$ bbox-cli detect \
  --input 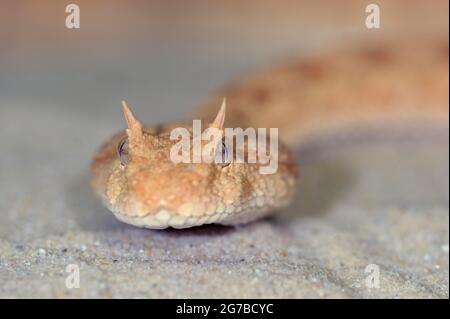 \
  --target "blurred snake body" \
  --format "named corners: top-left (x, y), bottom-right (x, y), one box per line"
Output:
top-left (91, 39), bottom-right (449, 229)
